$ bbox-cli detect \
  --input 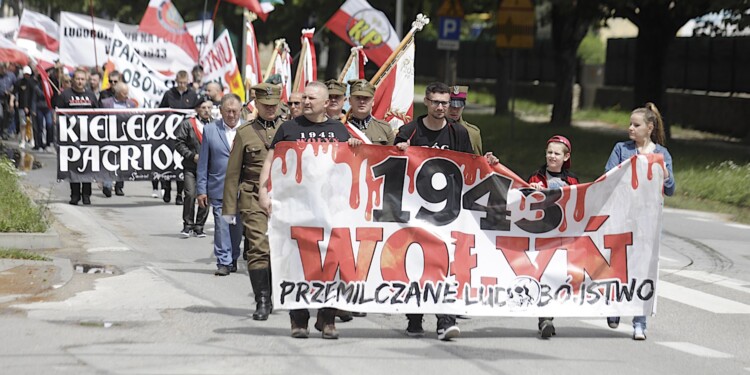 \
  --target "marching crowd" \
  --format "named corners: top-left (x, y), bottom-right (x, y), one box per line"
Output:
top-left (1, 60), bottom-right (674, 344)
